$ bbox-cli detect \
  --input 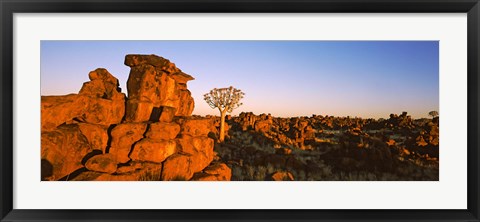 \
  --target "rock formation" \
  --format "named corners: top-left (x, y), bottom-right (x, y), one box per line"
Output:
top-left (124, 54), bottom-right (195, 122)
top-left (41, 68), bottom-right (125, 131)
top-left (41, 54), bottom-right (230, 181)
